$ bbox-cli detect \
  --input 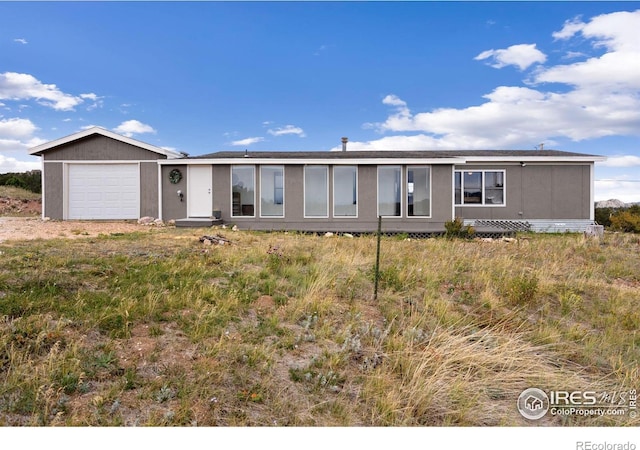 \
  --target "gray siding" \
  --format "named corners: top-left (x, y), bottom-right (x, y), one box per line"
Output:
top-left (42, 135), bottom-right (166, 161)
top-left (43, 162), bottom-right (63, 220)
top-left (140, 162), bottom-right (159, 218)
top-left (454, 163), bottom-right (592, 221)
